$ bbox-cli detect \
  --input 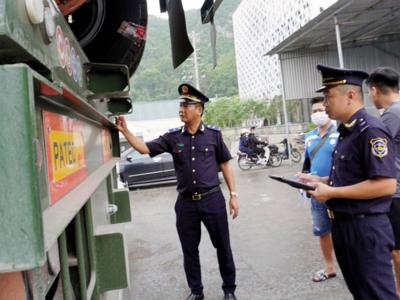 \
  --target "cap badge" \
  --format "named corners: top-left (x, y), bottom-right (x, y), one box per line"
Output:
top-left (182, 85), bottom-right (189, 94)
